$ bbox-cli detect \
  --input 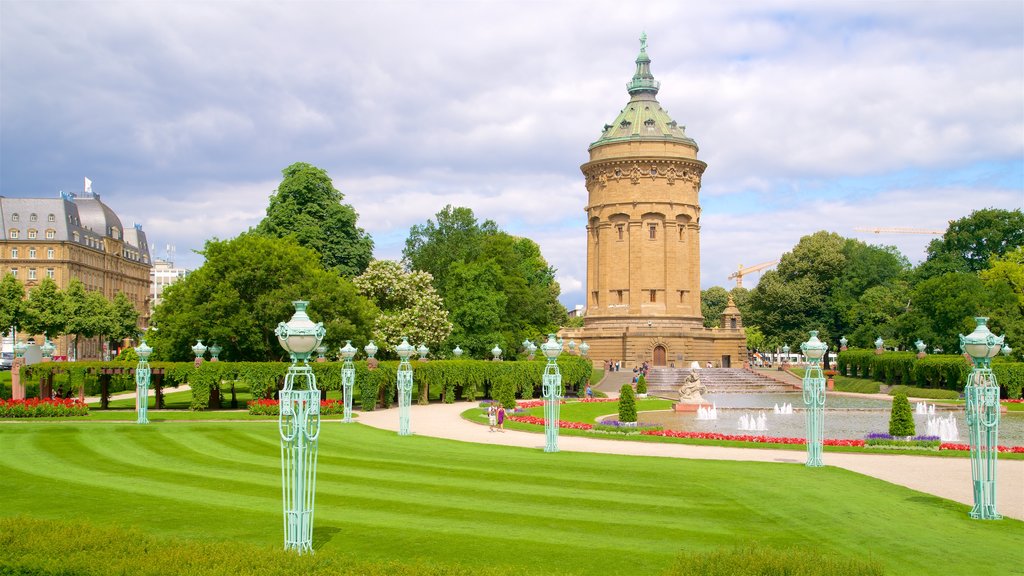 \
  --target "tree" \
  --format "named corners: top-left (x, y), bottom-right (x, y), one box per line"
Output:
top-left (63, 279), bottom-right (113, 360)
top-left (923, 208), bottom-right (1024, 275)
top-left (403, 205), bottom-right (497, 290)
top-left (0, 274), bottom-right (26, 337)
top-left (256, 162), bottom-right (374, 277)
top-left (21, 277), bottom-right (66, 344)
top-left (107, 293), bottom-right (141, 348)
top-left (701, 286), bottom-right (730, 328)
top-left (151, 233), bottom-right (377, 361)
top-left (888, 391), bottom-right (915, 437)
top-left (353, 260), bottom-right (452, 354)
top-left (618, 384), bottom-right (637, 423)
